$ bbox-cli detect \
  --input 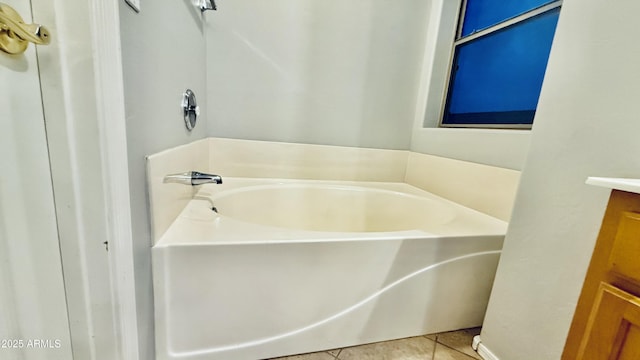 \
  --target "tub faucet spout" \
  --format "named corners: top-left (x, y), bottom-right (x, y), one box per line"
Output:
top-left (164, 171), bottom-right (223, 185)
